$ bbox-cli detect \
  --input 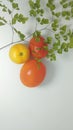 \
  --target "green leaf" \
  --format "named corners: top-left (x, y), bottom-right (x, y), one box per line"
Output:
top-left (0, 21), bottom-right (5, 26)
top-left (50, 4), bottom-right (56, 10)
top-left (0, 3), bottom-right (6, 8)
top-left (64, 47), bottom-right (68, 52)
top-left (55, 12), bottom-right (61, 17)
top-left (8, 9), bottom-right (12, 14)
top-left (43, 45), bottom-right (49, 50)
top-left (33, 31), bottom-right (41, 42)
top-left (52, 27), bottom-right (57, 31)
top-left (0, 17), bottom-right (7, 23)
top-left (49, 49), bottom-right (54, 54)
top-left (45, 36), bottom-right (52, 44)
top-left (12, 13), bottom-right (28, 24)
top-left (62, 11), bottom-right (67, 16)
top-left (69, 1), bottom-right (73, 7)
top-left (60, 0), bottom-right (67, 5)
top-left (2, 8), bottom-right (7, 12)
top-left (12, 3), bottom-right (18, 8)
top-left (12, 2), bottom-right (19, 10)
top-left (30, 10), bottom-right (37, 17)
top-left (71, 8), bottom-right (73, 13)
top-left (12, 17), bottom-right (16, 24)
top-left (12, 14), bottom-right (19, 24)
top-left (49, 53), bottom-right (56, 61)
top-left (40, 18), bottom-right (49, 25)
top-left (52, 19), bottom-right (58, 29)
top-left (61, 42), bottom-right (67, 49)
top-left (29, 0), bottom-right (41, 9)
top-left (55, 33), bottom-right (60, 40)
top-left (65, 16), bottom-right (70, 20)
top-left (53, 41), bottom-right (60, 50)
top-left (36, 17), bottom-right (41, 22)
top-left (63, 3), bottom-right (69, 8)
top-left (57, 48), bottom-right (62, 54)
top-left (53, 44), bottom-right (58, 50)
top-left (18, 32), bottom-right (25, 40)
top-left (29, 0), bottom-right (35, 9)
top-left (60, 25), bottom-right (67, 34)
top-left (36, 9), bottom-right (44, 16)
top-left (18, 14), bottom-right (28, 23)
top-left (14, 28), bottom-right (25, 40)
top-left (8, 0), bottom-right (14, 2)
top-left (63, 35), bottom-right (68, 41)
top-left (68, 36), bottom-right (73, 48)
top-left (35, 0), bottom-right (40, 8)
top-left (46, 0), bottom-right (56, 11)
top-left (62, 11), bottom-right (70, 18)
top-left (33, 30), bottom-right (41, 38)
